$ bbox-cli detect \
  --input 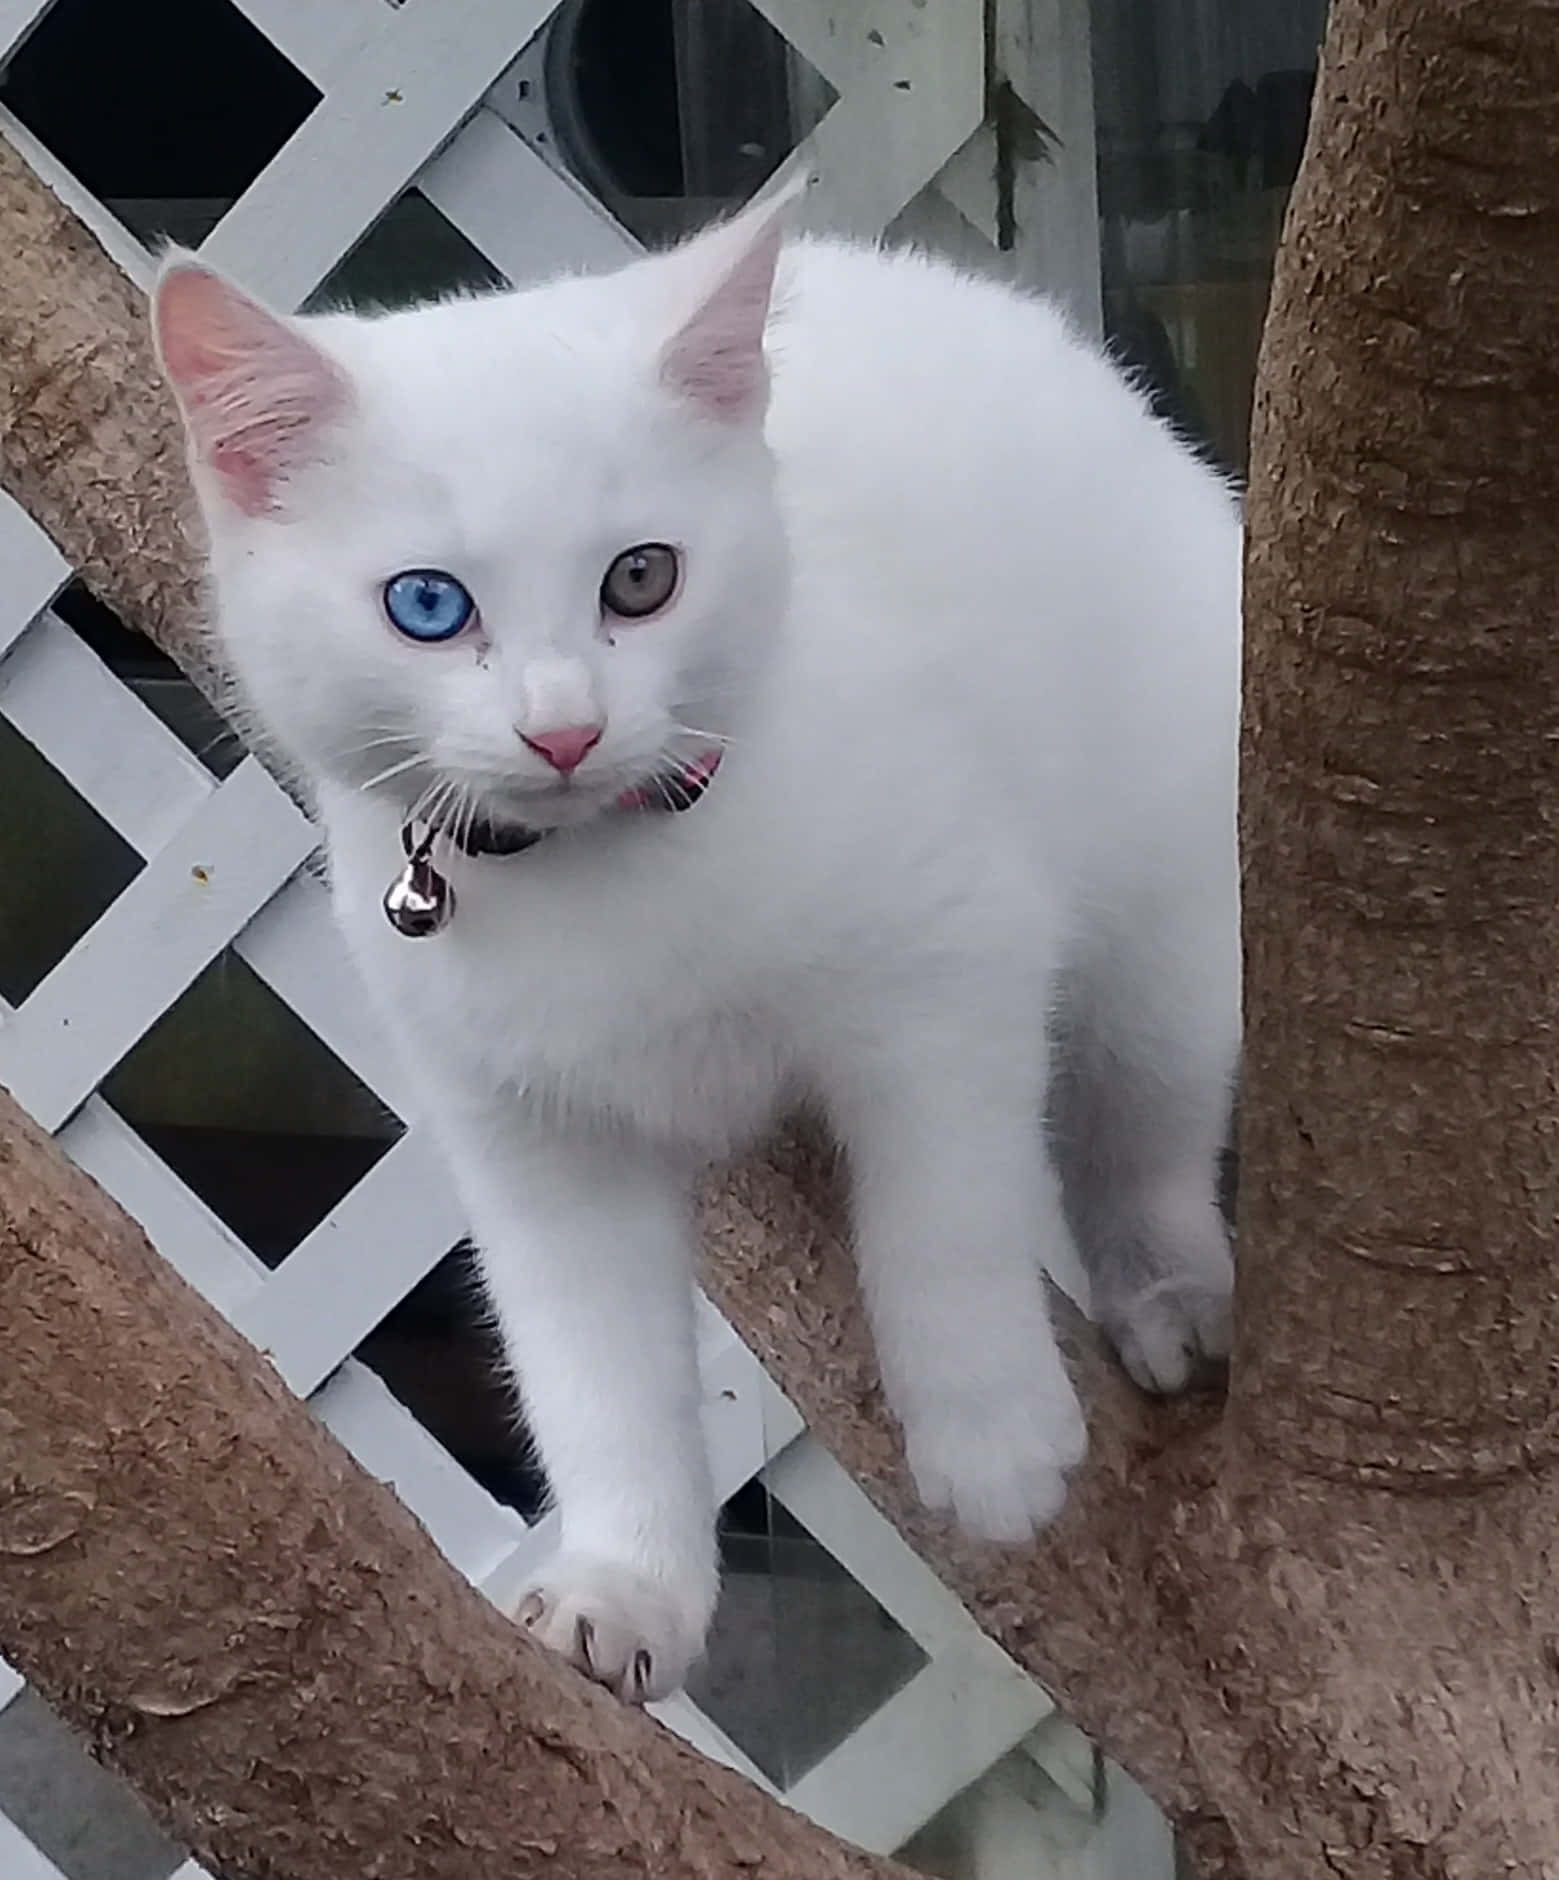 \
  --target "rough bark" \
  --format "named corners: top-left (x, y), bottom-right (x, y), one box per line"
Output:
top-left (0, 1084), bottom-right (899, 1880)
top-left (0, 140), bottom-right (219, 703)
top-left (1237, 0), bottom-right (1559, 1491)
top-left (1222, 0), bottom-right (1559, 1868)
top-left (5, 1), bottom-right (1559, 1868)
